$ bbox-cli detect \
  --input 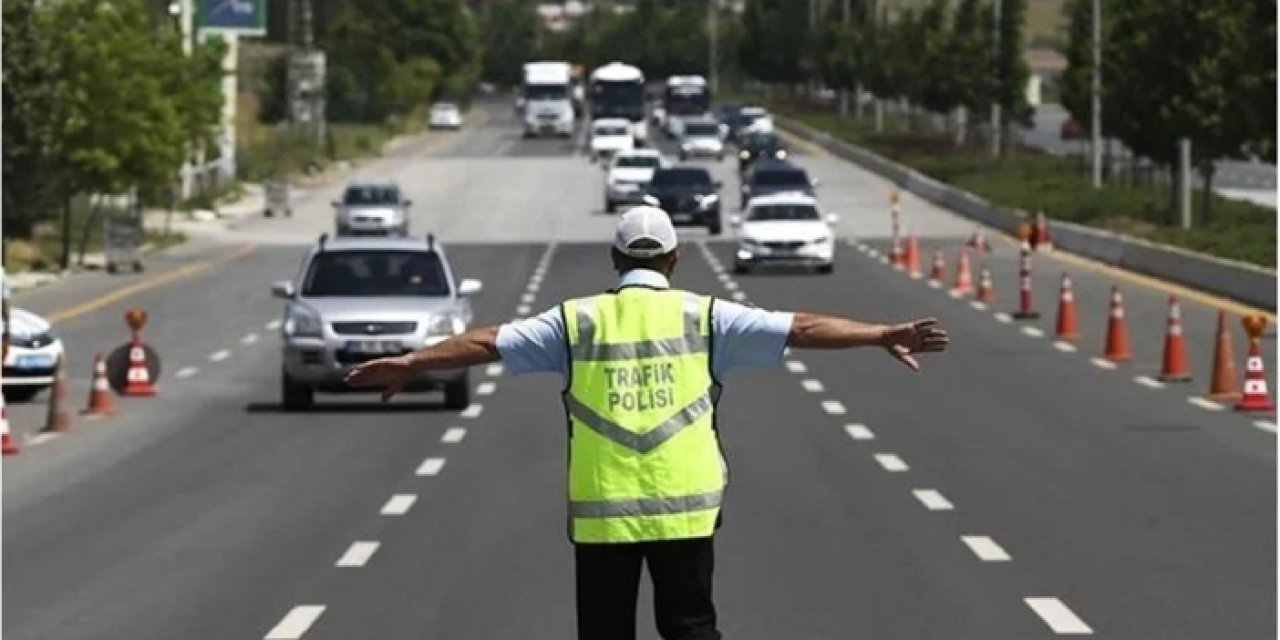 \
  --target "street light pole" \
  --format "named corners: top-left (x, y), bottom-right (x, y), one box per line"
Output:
top-left (838, 0), bottom-right (850, 116)
top-left (709, 0), bottom-right (718, 94)
top-left (1090, 0), bottom-right (1102, 188)
top-left (990, 0), bottom-right (1002, 157)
